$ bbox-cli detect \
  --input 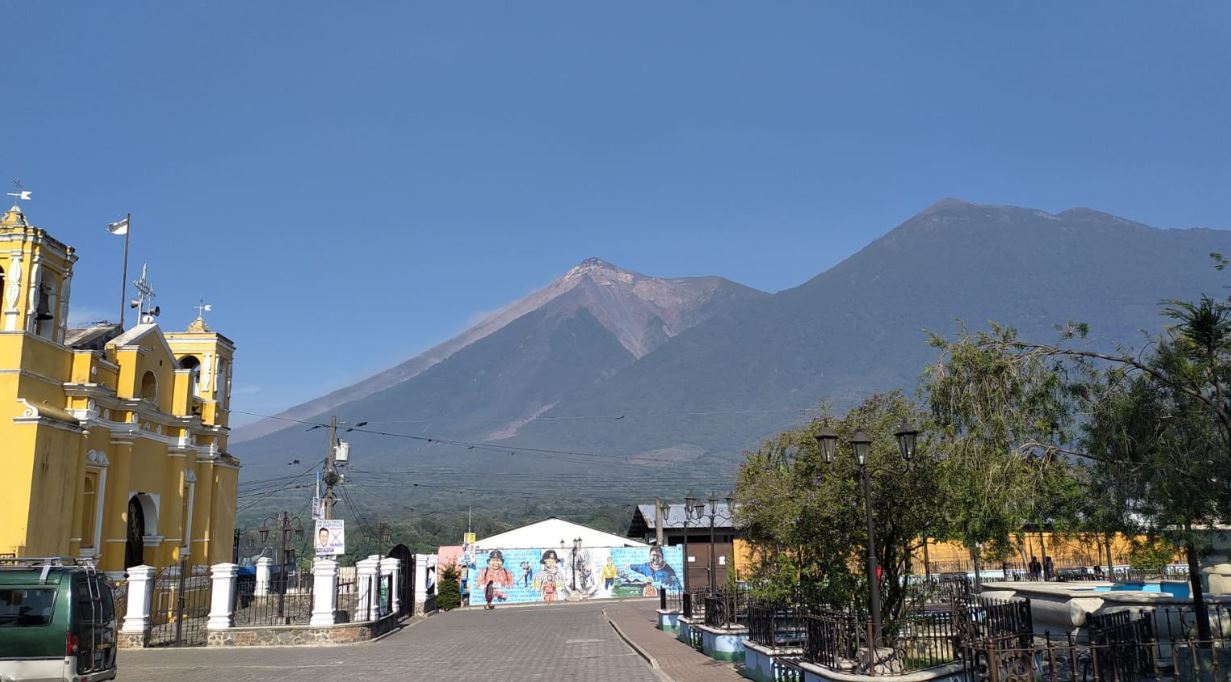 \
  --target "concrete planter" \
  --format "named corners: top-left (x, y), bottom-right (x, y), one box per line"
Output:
top-left (796, 659), bottom-right (964, 682)
top-left (657, 608), bottom-right (680, 633)
top-left (741, 640), bottom-right (802, 682)
top-left (692, 621), bottom-right (748, 662)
